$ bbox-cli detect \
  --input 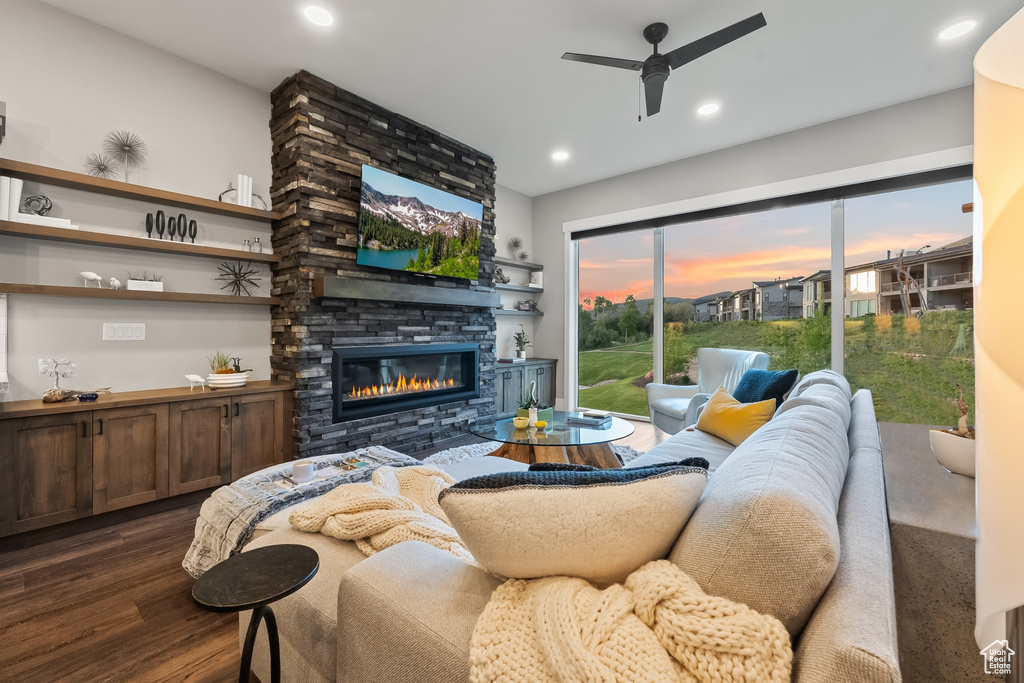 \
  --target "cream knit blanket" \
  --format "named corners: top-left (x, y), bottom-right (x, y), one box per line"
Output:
top-left (470, 560), bottom-right (792, 683)
top-left (289, 465), bottom-right (473, 563)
